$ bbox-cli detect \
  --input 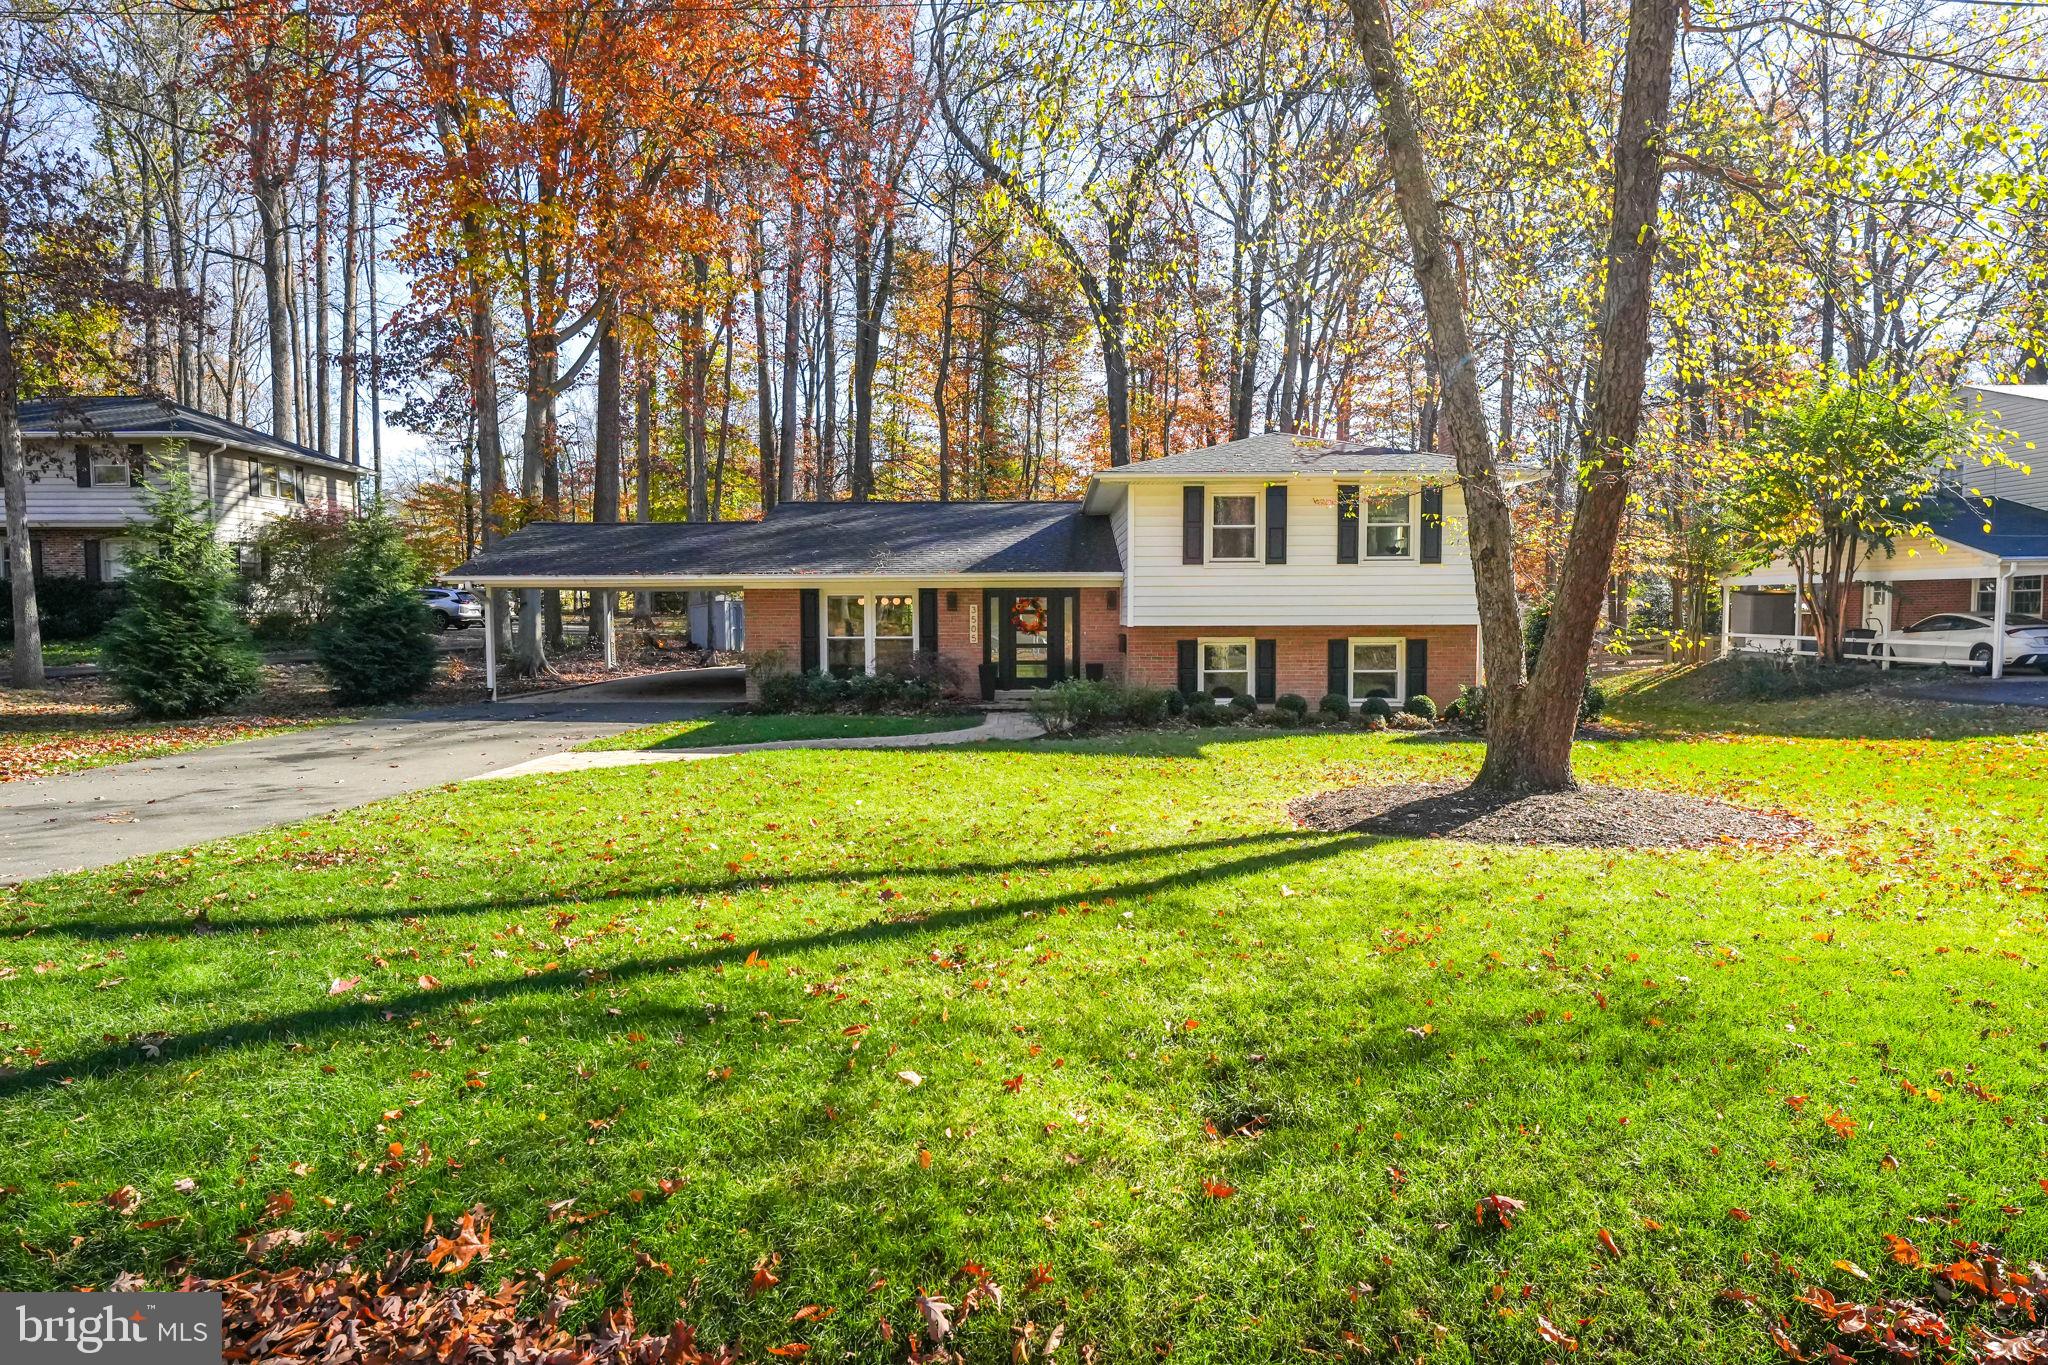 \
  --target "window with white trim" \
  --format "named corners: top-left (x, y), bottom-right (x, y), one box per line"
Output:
top-left (826, 594), bottom-right (867, 672)
top-left (89, 455), bottom-right (131, 488)
top-left (1210, 494), bottom-right (1257, 561)
top-left (1349, 638), bottom-right (1403, 702)
top-left (1364, 493), bottom-right (1411, 558)
top-left (101, 538), bottom-right (130, 581)
top-left (1199, 638), bottom-right (1252, 698)
top-left (823, 590), bottom-right (921, 675)
top-left (874, 594), bottom-right (915, 673)
top-left (1976, 576), bottom-right (2044, 618)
